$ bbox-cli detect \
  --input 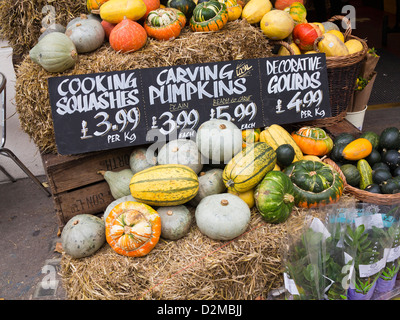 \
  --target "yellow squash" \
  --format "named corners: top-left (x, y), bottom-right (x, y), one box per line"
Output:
top-left (260, 124), bottom-right (304, 162)
top-left (317, 33), bottom-right (349, 57)
top-left (241, 0), bottom-right (272, 24)
top-left (99, 0), bottom-right (147, 24)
